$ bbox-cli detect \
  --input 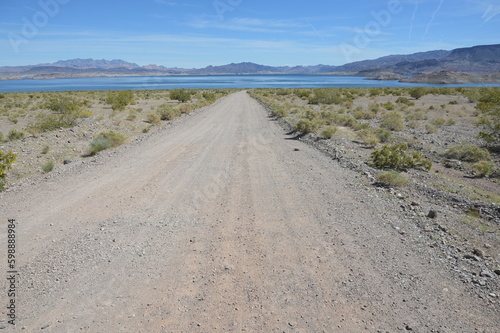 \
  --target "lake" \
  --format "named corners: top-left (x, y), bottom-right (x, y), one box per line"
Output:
top-left (1, 74), bottom-right (499, 92)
